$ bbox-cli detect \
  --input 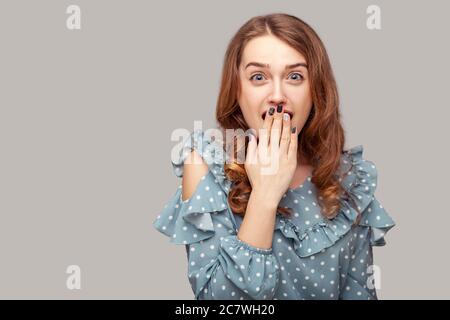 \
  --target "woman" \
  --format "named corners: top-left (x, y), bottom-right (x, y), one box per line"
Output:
top-left (153, 13), bottom-right (395, 300)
